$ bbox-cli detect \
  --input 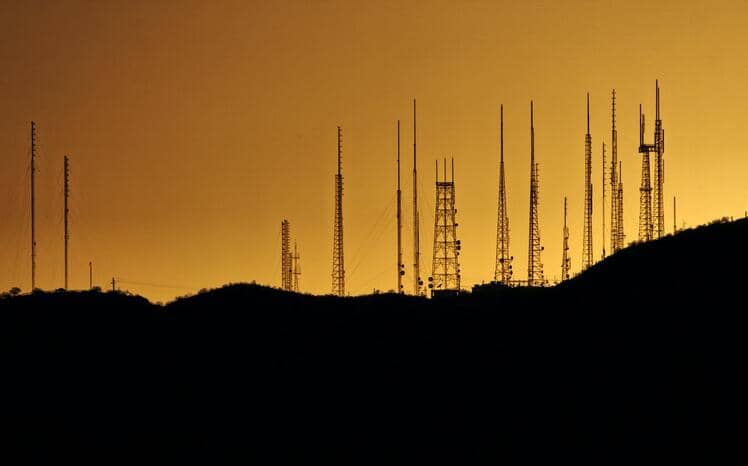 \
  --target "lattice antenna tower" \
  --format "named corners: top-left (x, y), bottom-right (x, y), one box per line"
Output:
top-left (495, 105), bottom-right (513, 284)
top-left (653, 80), bottom-right (665, 238)
top-left (561, 196), bottom-right (571, 281)
top-left (281, 220), bottom-right (292, 290)
top-left (429, 158), bottom-right (461, 294)
top-left (527, 101), bottom-right (544, 286)
top-left (582, 93), bottom-right (593, 269)
top-left (292, 242), bottom-right (301, 292)
top-left (601, 142), bottom-right (607, 259)
top-left (610, 90), bottom-right (623, 253)
top-left (332, 127), bottom-right (345, 296)
top-left (638, 104), bottom-right (653, 241)
top-left (617, 161), bottom-right (625, 247)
